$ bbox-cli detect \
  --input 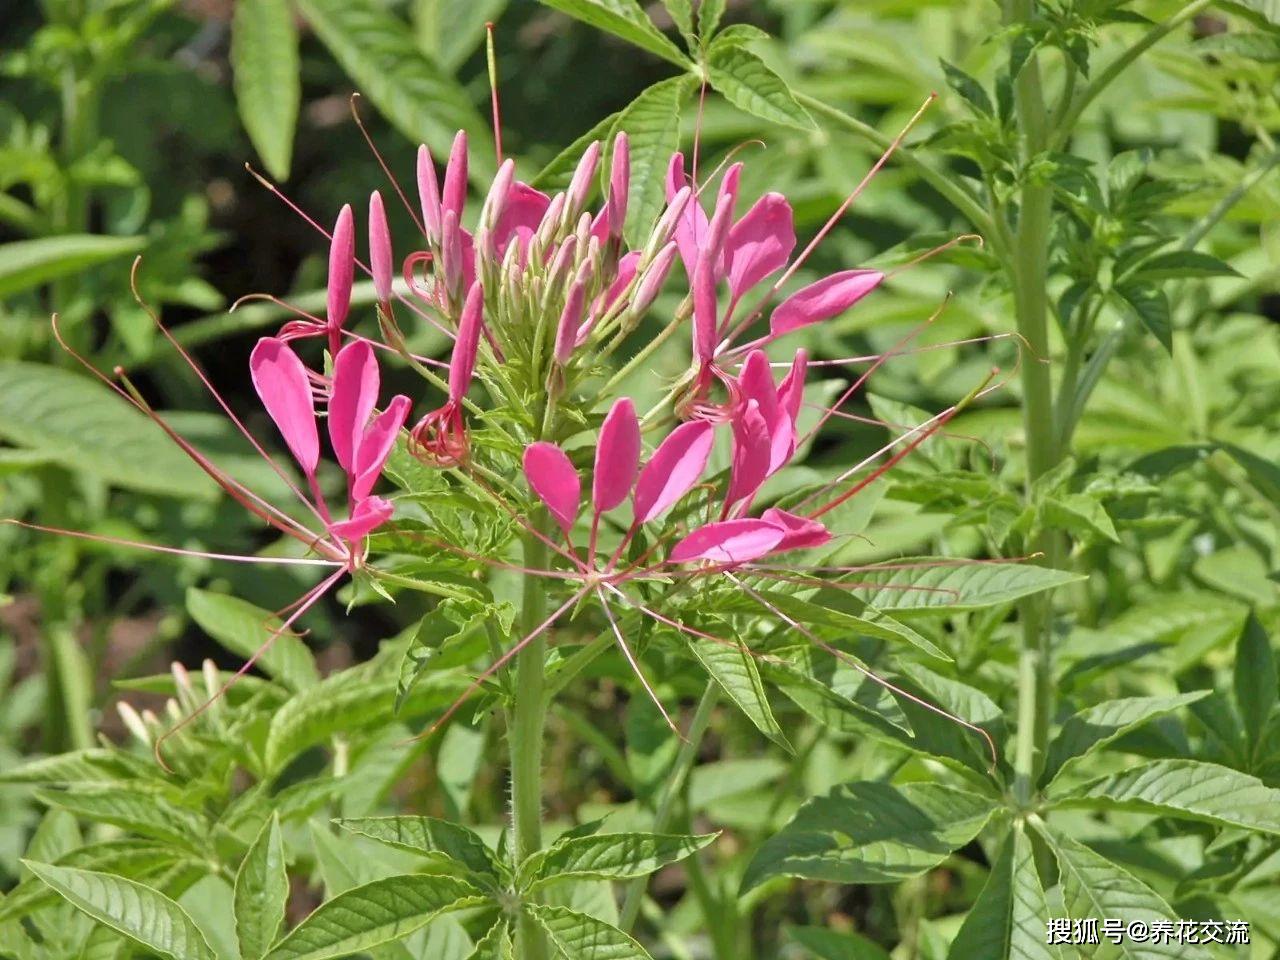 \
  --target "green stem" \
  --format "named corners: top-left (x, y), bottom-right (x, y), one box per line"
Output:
top-left (511, 519), bottom-right (551, 960)
top-left (618, 682), bottom-right (718, 933)
top-left (795, 92), bottom-right (1001, 247)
